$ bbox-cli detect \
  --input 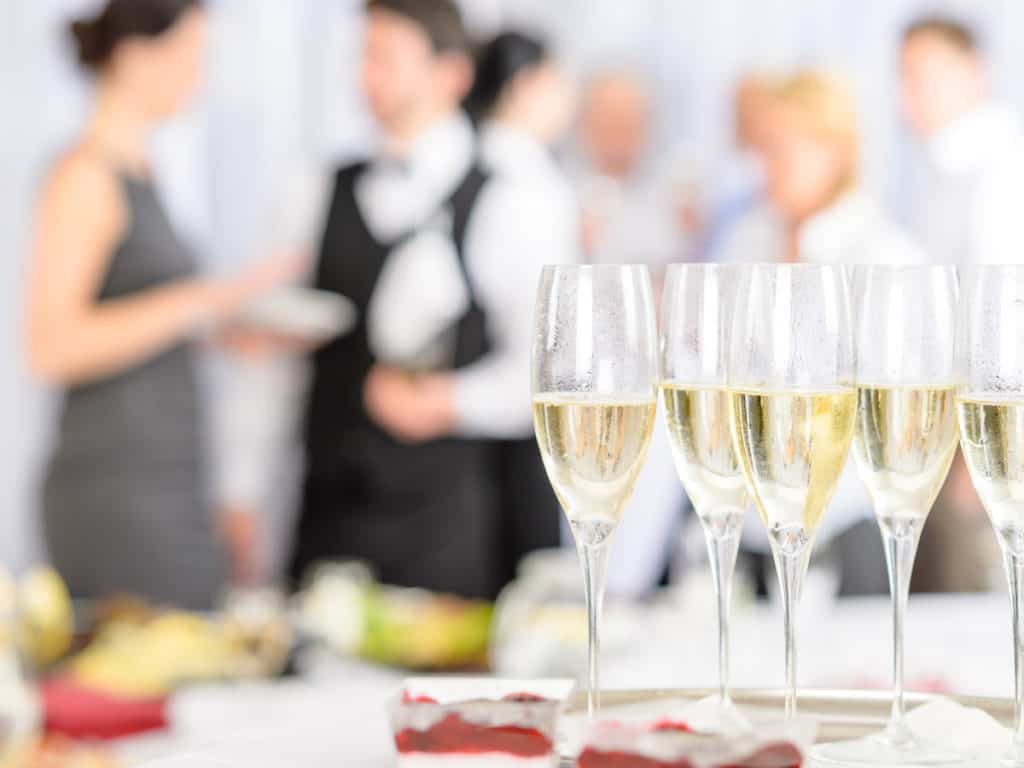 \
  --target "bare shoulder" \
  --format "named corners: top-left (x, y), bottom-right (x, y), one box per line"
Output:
top-left (40, 145), bottom-right (126, 231)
